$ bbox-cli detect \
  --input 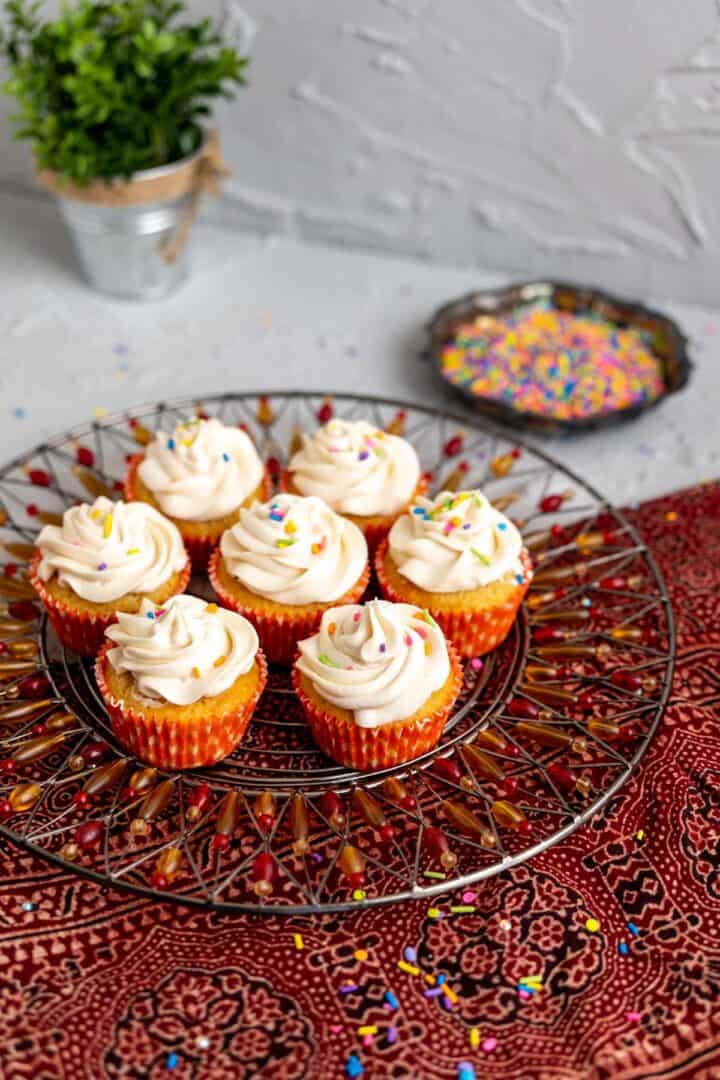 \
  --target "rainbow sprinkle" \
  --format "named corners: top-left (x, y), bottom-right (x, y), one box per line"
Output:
top-left (440, 301), bottom-right (664, 420)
